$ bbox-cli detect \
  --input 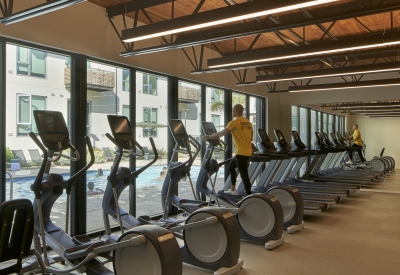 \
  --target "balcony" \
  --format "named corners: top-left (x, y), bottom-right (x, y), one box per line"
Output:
top-left (178, 85), bottom-right (200, 103)
top-left (64, 67), bottom-right (115, 92)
